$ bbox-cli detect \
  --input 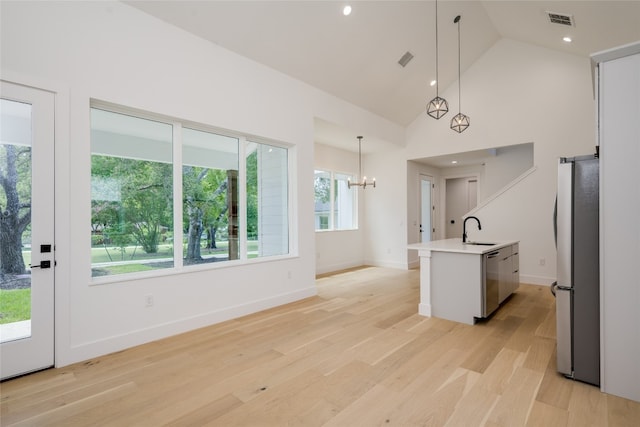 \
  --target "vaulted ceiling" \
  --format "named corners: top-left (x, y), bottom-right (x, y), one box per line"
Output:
top-left (127, 1), bottom-right (640, 150)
